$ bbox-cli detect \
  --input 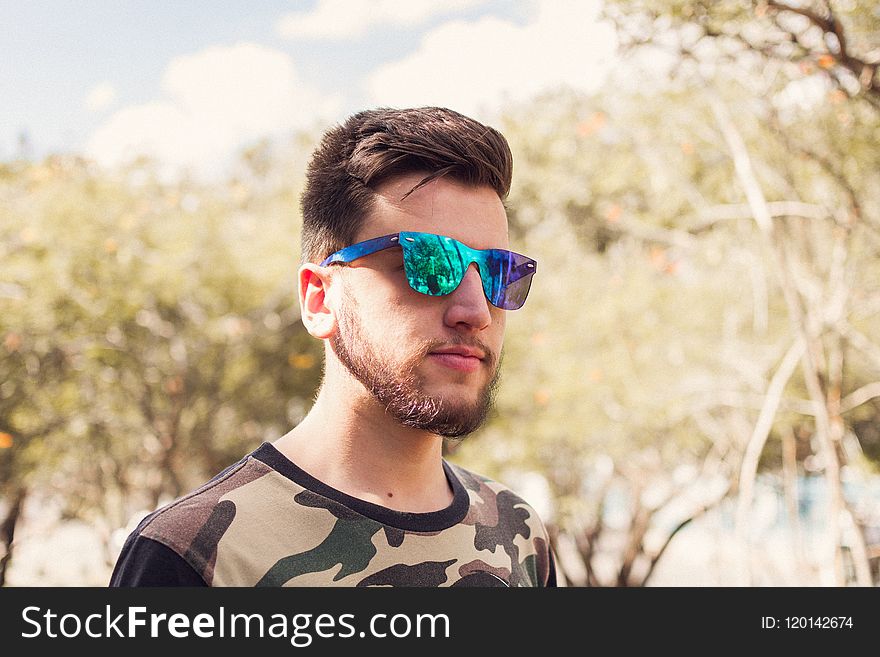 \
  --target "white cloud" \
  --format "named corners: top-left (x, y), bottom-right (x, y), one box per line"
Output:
top-left (365, 0), bottom-right (618, 117)
top-left (84, 43), bottom-right (340, 178)
top-left (84, 82), bottom-right (117, 112)
top-left (277, 0), bottom-right (484, 40)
